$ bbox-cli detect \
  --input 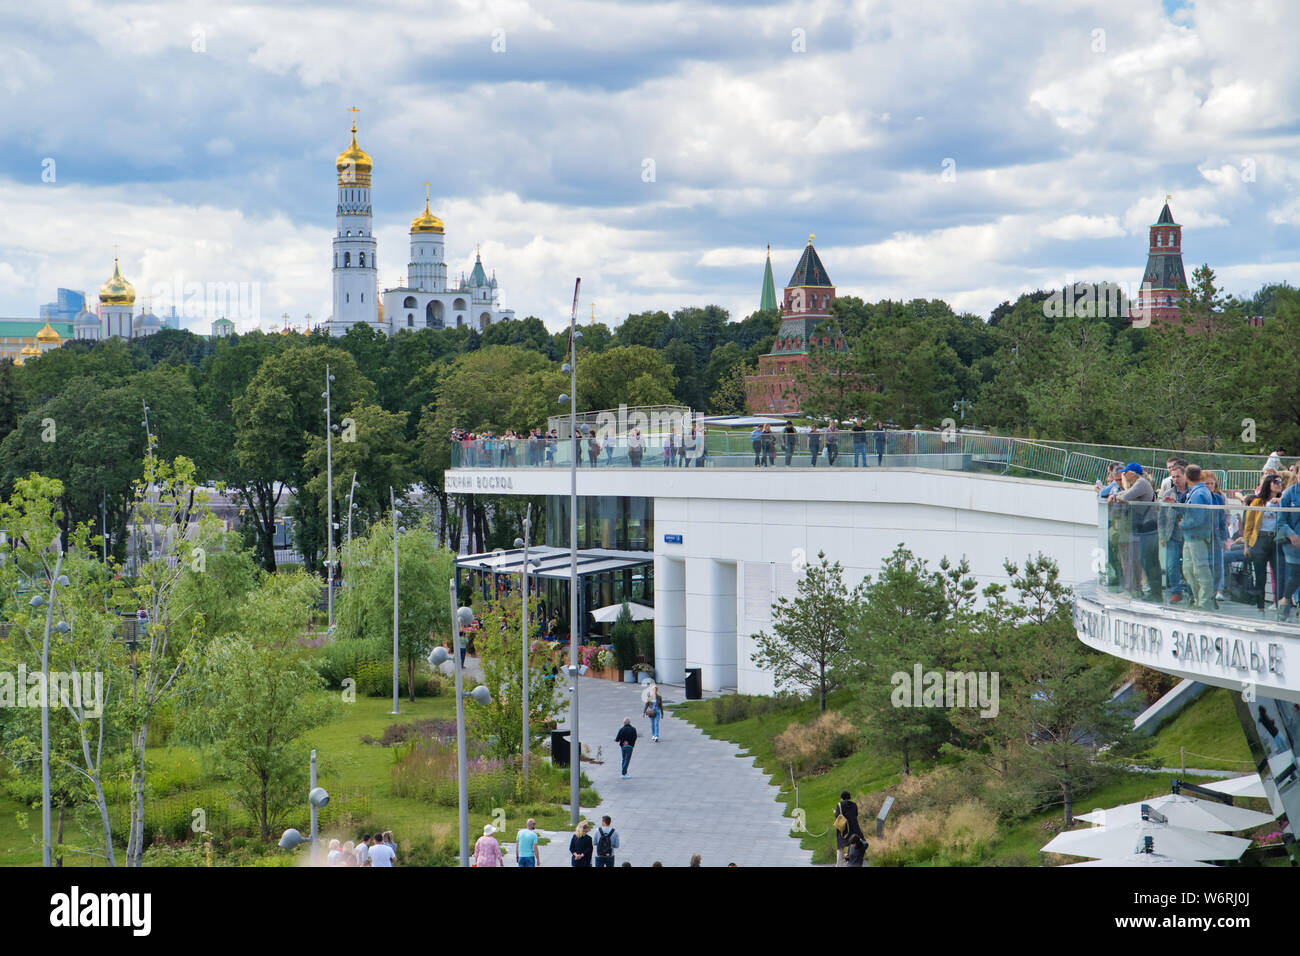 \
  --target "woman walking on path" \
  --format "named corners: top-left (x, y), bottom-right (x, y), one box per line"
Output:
top-left (570, 821), bottom-right (594, 867)
top-left (643, 688), bottom-right (663, 741)
top-left (472, 824), bottom-right (505, 867)
top-left (833, 790), bottom-right (864, 867)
